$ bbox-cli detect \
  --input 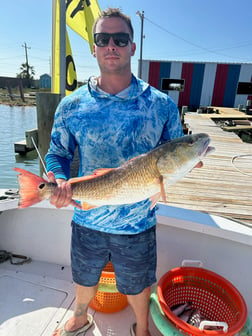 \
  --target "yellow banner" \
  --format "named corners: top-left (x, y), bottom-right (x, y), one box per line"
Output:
top-left (66, 0), bottom-right (101, 53)
top-left (52, 0), bottom-right (77, 96)
top-left (66, 31), bottom-right (77, 95)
